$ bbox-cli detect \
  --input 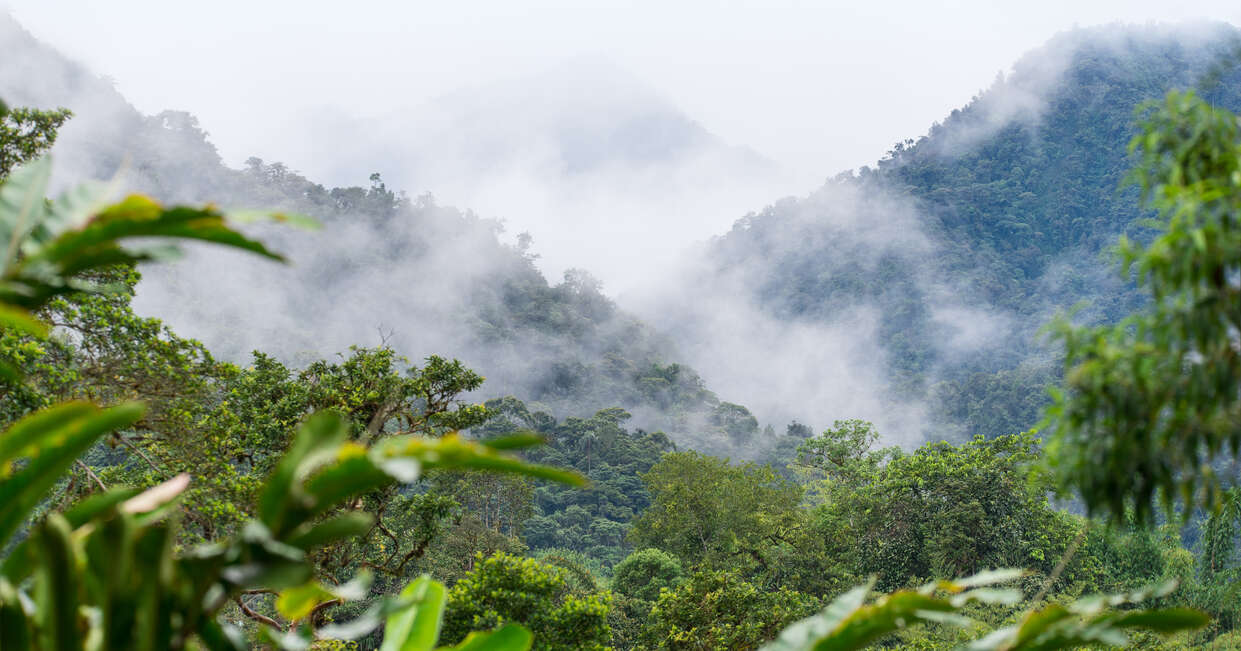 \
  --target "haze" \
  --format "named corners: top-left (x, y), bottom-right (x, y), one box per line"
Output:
top-left (4, 1), bottom-right (1239, 292)
top-left (3, 1), bottom-right (1236, 172)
